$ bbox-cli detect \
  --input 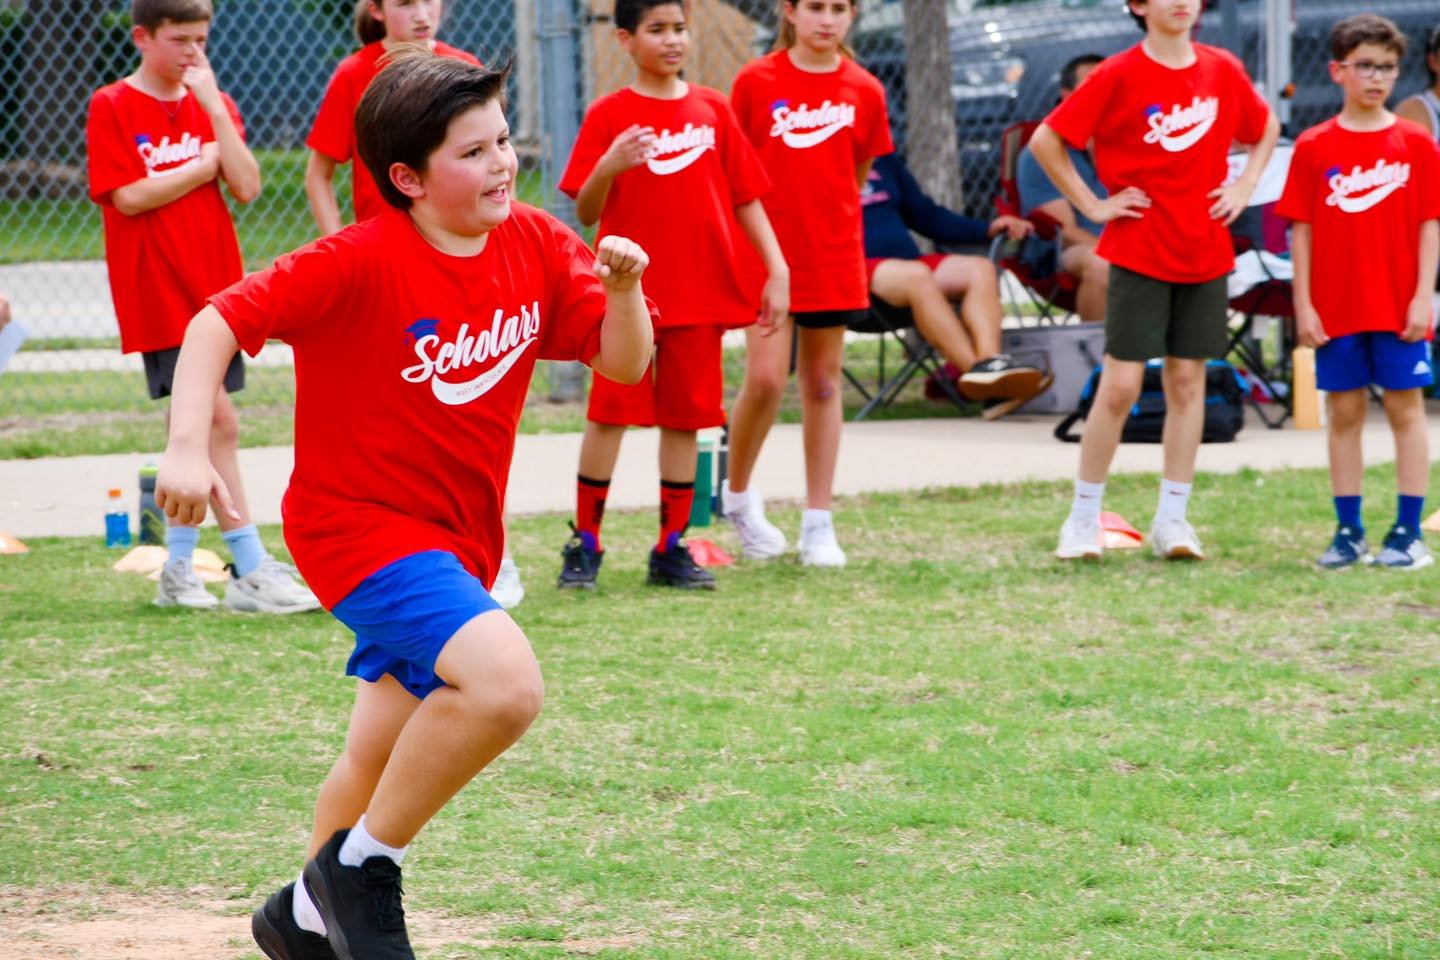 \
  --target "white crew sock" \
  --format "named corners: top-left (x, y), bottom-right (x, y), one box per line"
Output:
top-left (1070, 479), bottom-right (1105, 523)
top-left (338, 815), bottom-right (409, 868)
top-left (1155, 478), bottom-right (1192, 523)
top-left (722, 481), bottom-right (752, 513)
top-left (801, 508), bottom-right (833, 533)
top-left (292, 870), bottom-right (327, 936)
